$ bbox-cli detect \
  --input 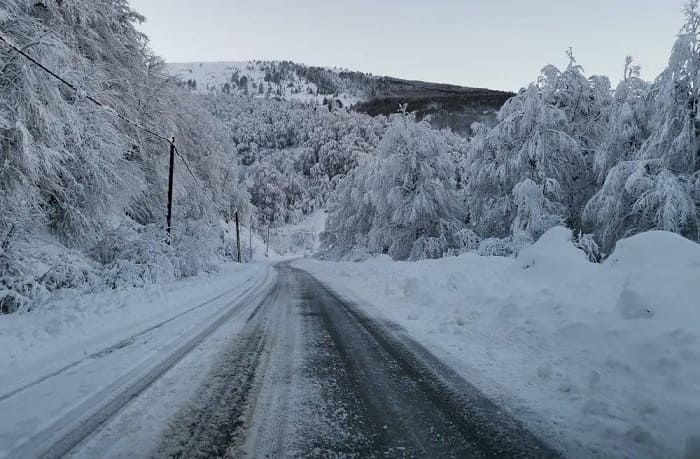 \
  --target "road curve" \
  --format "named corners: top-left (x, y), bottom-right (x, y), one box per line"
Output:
top-left (158, 262), bottom-right (560, 458)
